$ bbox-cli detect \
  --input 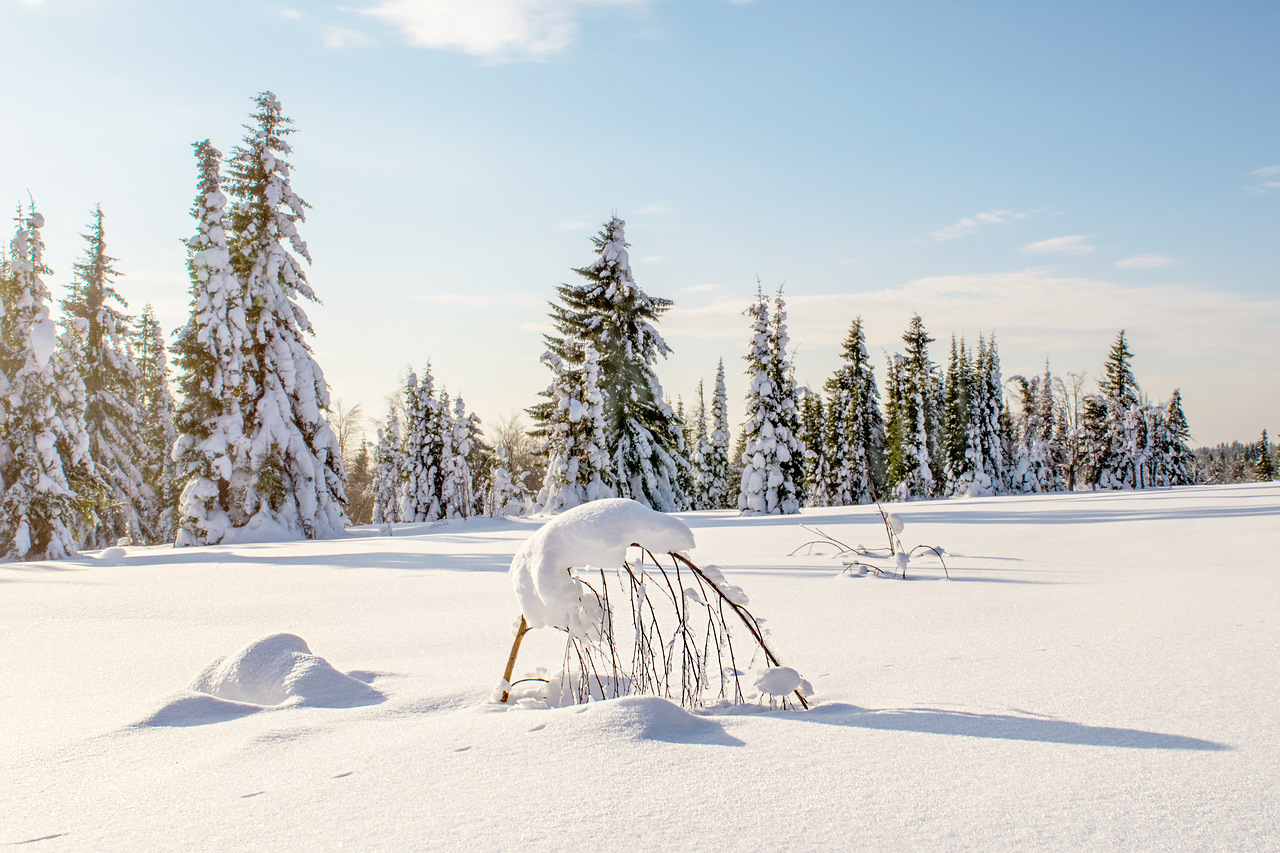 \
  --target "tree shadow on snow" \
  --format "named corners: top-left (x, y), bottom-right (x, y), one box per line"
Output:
top-left (780, 703), bottom-right (1230, 751)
